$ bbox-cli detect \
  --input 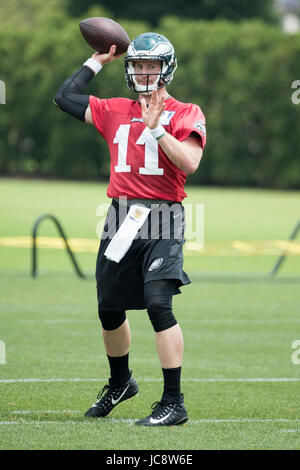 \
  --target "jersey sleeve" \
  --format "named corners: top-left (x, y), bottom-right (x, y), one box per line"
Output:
top-left (89, 95), bottom-right (109, 138)
top-left (171, 103), bottom-right (206, 148)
